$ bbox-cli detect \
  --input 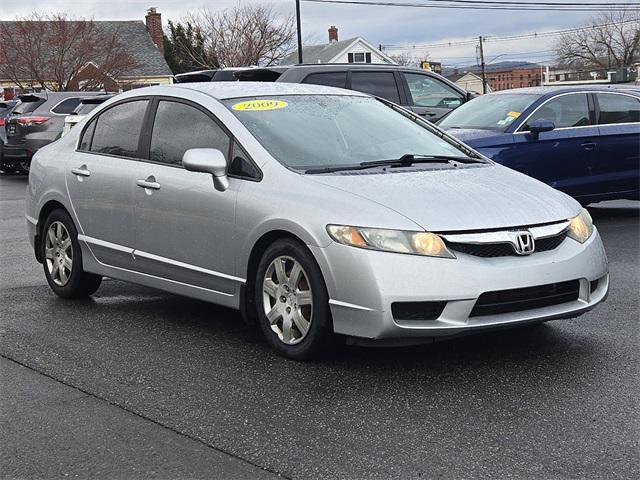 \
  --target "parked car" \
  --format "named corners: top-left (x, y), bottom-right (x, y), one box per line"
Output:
top-left (234, 64), bottom-right (473, 121)
top-left (0, 99), bottom-right (18, 172)
top-left (26, 83), bottom-right (609, 359)
top-left (4, 91), bottom-right (103, 173)
top-left (62, 95), bottom-right (115, 137)
top-left (174, 67), bottom-right (267, 83)
top-left (438, 86), bottom-right (640, 204)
